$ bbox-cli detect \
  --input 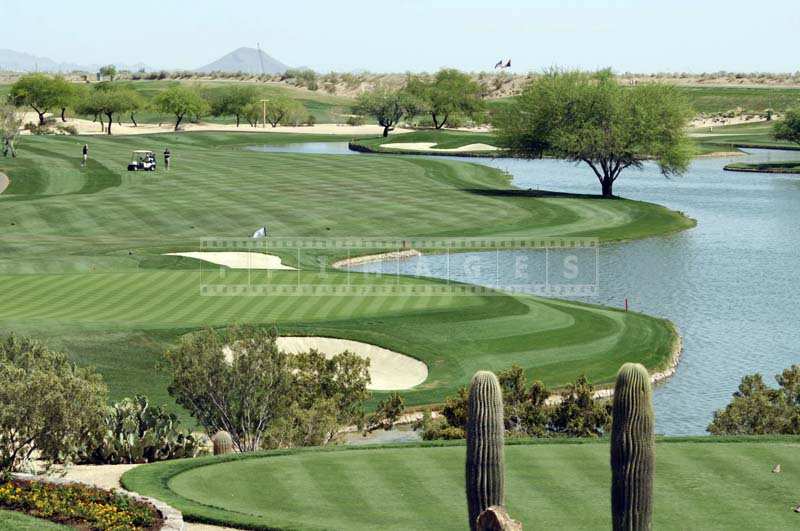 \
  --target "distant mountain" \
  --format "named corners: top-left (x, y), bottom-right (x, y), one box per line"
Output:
top-left (0, 49), bottom-right (152, 73)
top-left (195, 47), bottom-right (289, 74)
top-left (0, 49), bottom-right (89, 72)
